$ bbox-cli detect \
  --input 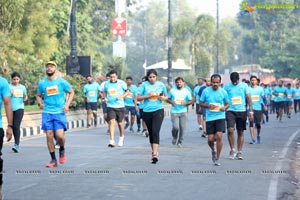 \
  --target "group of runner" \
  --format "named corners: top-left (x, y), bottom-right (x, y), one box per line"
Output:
top-left (1, 61), bottom-right (299, 170)
top-left (43, 64), bottom-right (300, 167)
